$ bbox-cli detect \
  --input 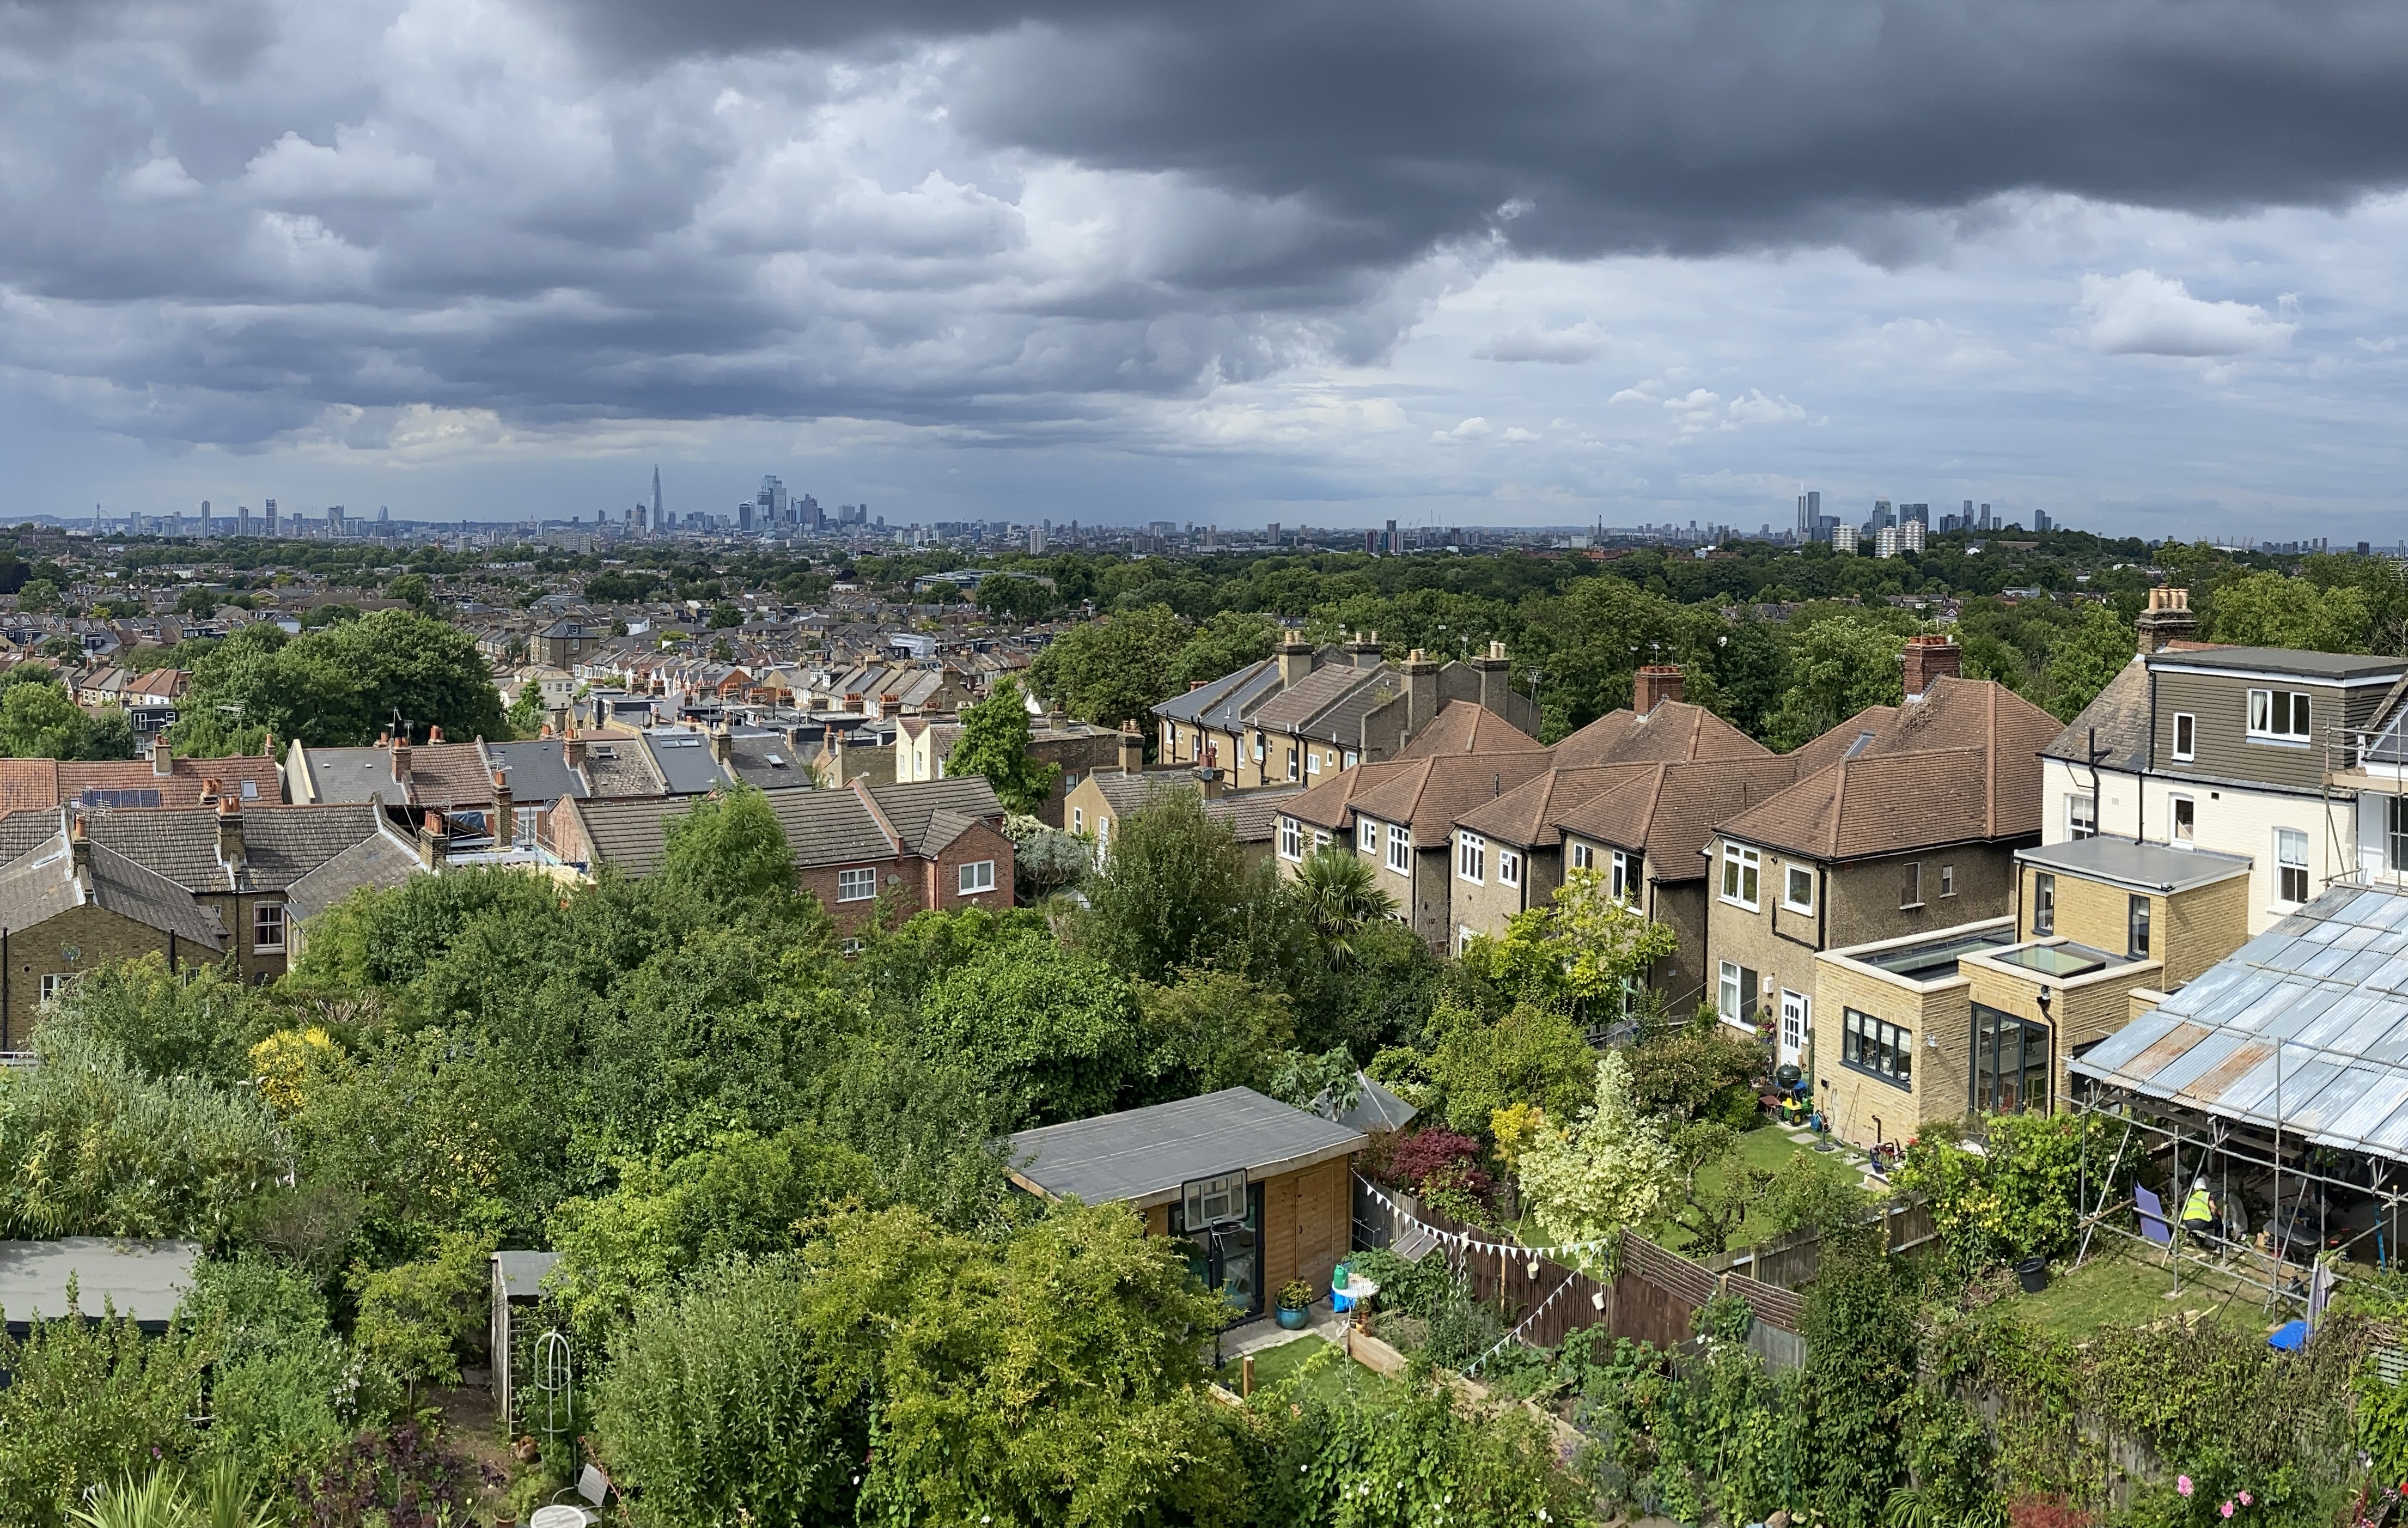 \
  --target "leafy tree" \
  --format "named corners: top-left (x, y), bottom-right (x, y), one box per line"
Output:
top-left (546, 1127), bottom-right (877, 1342)
top-left (1800, 1235), bottom-right (1918, 1528)
top-left (593, 1256), bottom-right (850, 1528)
top-left (1169, 609), bottom-right (1279, 690)
top-left (1131, 968), bottom-right (1295, 1104)
top-left (657, 784), bottom-right (804, 914)
top-left (1026, 603), bottom-right (1187, 725)
top-left (348, 1228), bottom-right (495, 1404)
top-left (1518, 1049), bottom-right (1679, 1249)
top-left (1263, 1368), bottom-right (1592, 1527)
top-left (2203, 570), bottom-right (2369, 653)
top-left (174, 585), bottom-right (222, 618)
top-left (1626, 1017), bottom-right (1764, 1125)
top-left (976, 572), bottom-right (1057, 623)
top-left (0, 1302), bottom-right (215, 1526)
top-left (1425, 1000), bottom-right (1598, 1142)
top-left (16, 577), bottom-right (59, 612)
top-left (176, 610), bottom-right (504, 748)
top-left (1003, 814), bottom-right (1091, 900)
top-left (44, 955), bottom-right (260, 1083)
top-left (947, 677), bottom-right (1059, 814)
top-left (916, 939), bottom-right (1138, 1125)
top-left (2040, 602), bottom-right (2135, 720)
top-left (1079, 791), bottom-right (1299, 985)
top-left (386, 572), bottom-right (435, 616)
top-left (1460, 867), bottom-right (1677, 1022)
top-left (797, 1203), bottom-right (1251, 1527)
top-left (1763, 614), bottom-right (1906, 751)
top-left (0, 680), bottom-right (133, 760)
top-left (505, 678), bottom-right (545, 737)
